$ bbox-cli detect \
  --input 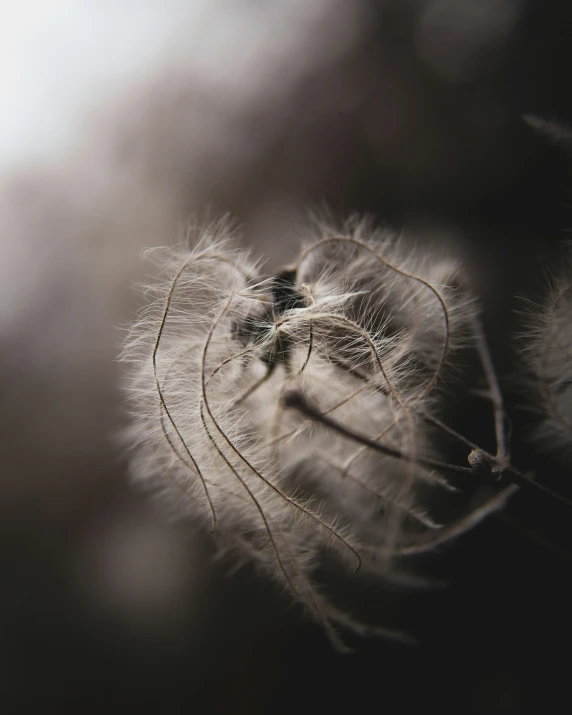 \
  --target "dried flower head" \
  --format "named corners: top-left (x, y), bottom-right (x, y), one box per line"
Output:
top-left (522, 259), bottom-right (572, 457)
top-left (121, 216), bottom-right (516, 650)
